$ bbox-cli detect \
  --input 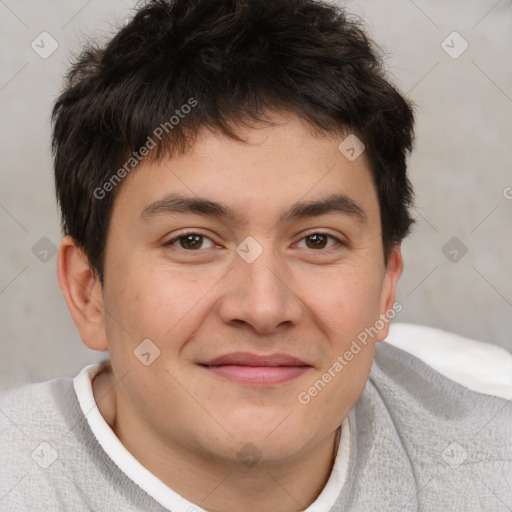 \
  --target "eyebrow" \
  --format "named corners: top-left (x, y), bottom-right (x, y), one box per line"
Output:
top-left (140, 192), bottom-right (367, 225)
